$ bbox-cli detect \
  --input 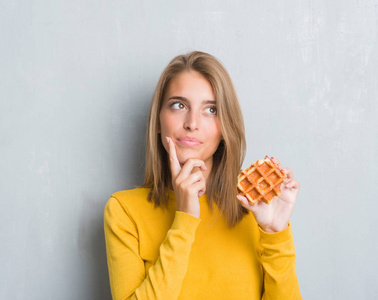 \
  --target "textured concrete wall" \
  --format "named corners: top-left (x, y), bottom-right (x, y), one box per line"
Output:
top-left (1, 1), bottom-right (377, 299)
